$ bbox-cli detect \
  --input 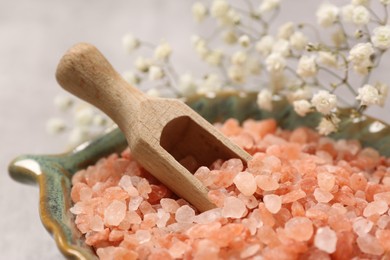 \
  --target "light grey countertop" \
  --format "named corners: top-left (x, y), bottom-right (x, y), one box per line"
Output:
top-left (1, 1), bottom-right (388, 259)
